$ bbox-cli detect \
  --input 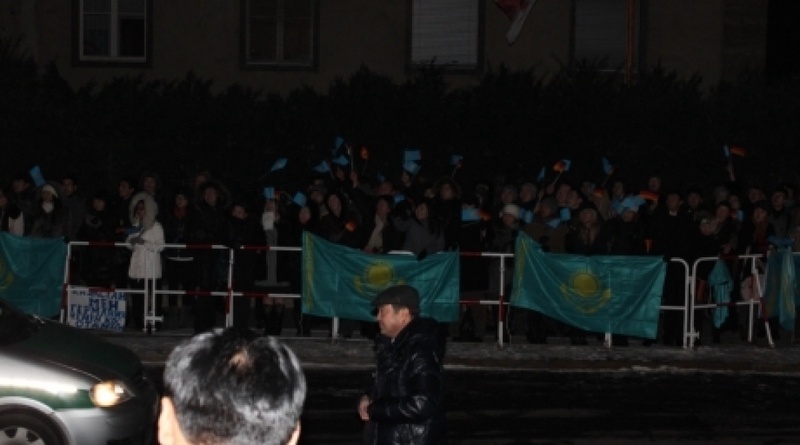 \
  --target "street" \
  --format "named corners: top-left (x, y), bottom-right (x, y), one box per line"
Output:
top-left (146, 366), bottom-right (800, 444)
